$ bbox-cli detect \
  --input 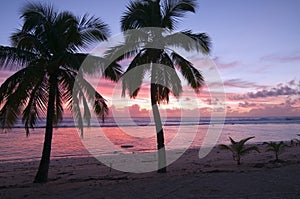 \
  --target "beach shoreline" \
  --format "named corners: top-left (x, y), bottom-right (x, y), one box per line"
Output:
top-left (1, 142), bottom-right (299, 198)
